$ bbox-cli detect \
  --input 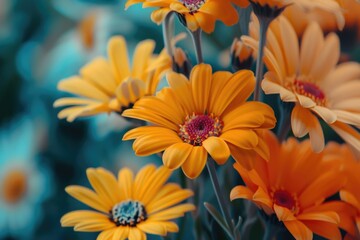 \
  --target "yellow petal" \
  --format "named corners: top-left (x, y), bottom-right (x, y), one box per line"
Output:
top-left (117, 168), bottom-right (134, 199)
top-left (202, 137), bottom-right (230, 165)
top-left (131, 39), bottom-right (155, 80)
top-left (65, 186), bottom-right (109, 213)
top-left (148, 203), bottom-right (195, 221)
top-left (136, 221), bottom-right (167, 236)
top-left (190, 63), bottom-right (212, 113)
top-left (107, 36), bottom-right (130, 84)
top-left (163, 142), bottom-right (193, 169)
top-left (181, 146), bottom-right (207, 179)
